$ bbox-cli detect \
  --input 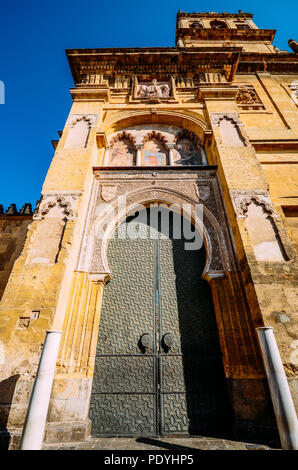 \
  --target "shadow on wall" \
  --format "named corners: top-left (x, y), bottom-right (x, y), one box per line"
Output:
top-left (0, 374), bottom-right (20, 450)
top-left (159, 214), bottom-right (234, 439)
